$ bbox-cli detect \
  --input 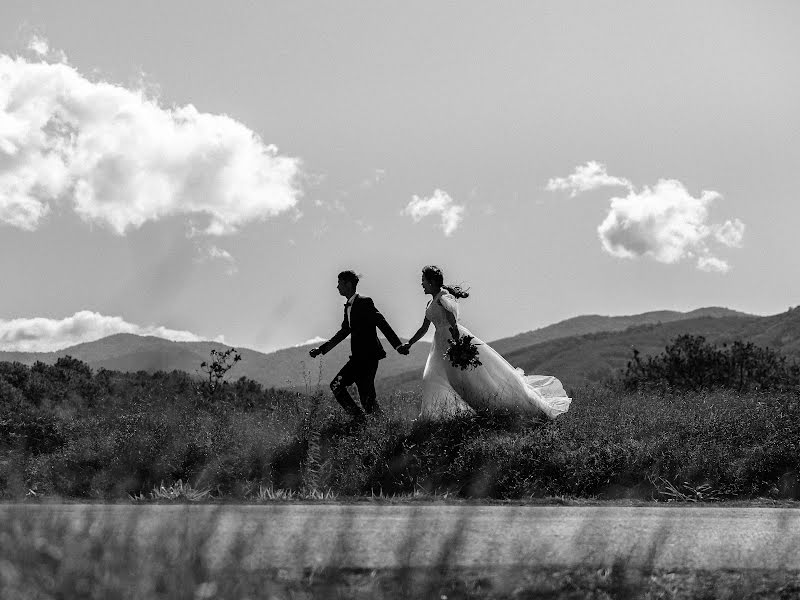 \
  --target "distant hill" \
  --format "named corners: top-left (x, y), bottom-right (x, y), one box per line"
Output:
top-left (0, 333), bottom-right (432, 390)
top-left (0, 306), bottom-right (774, 392)
top-left (488, 307), bottom-right (750, 355)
